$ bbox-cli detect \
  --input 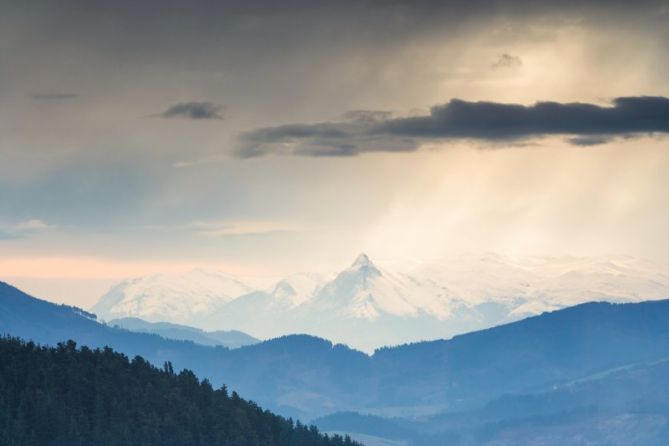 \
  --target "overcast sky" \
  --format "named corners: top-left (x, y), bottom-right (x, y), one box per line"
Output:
top-left (2, 0), bottom-right (669, 306)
